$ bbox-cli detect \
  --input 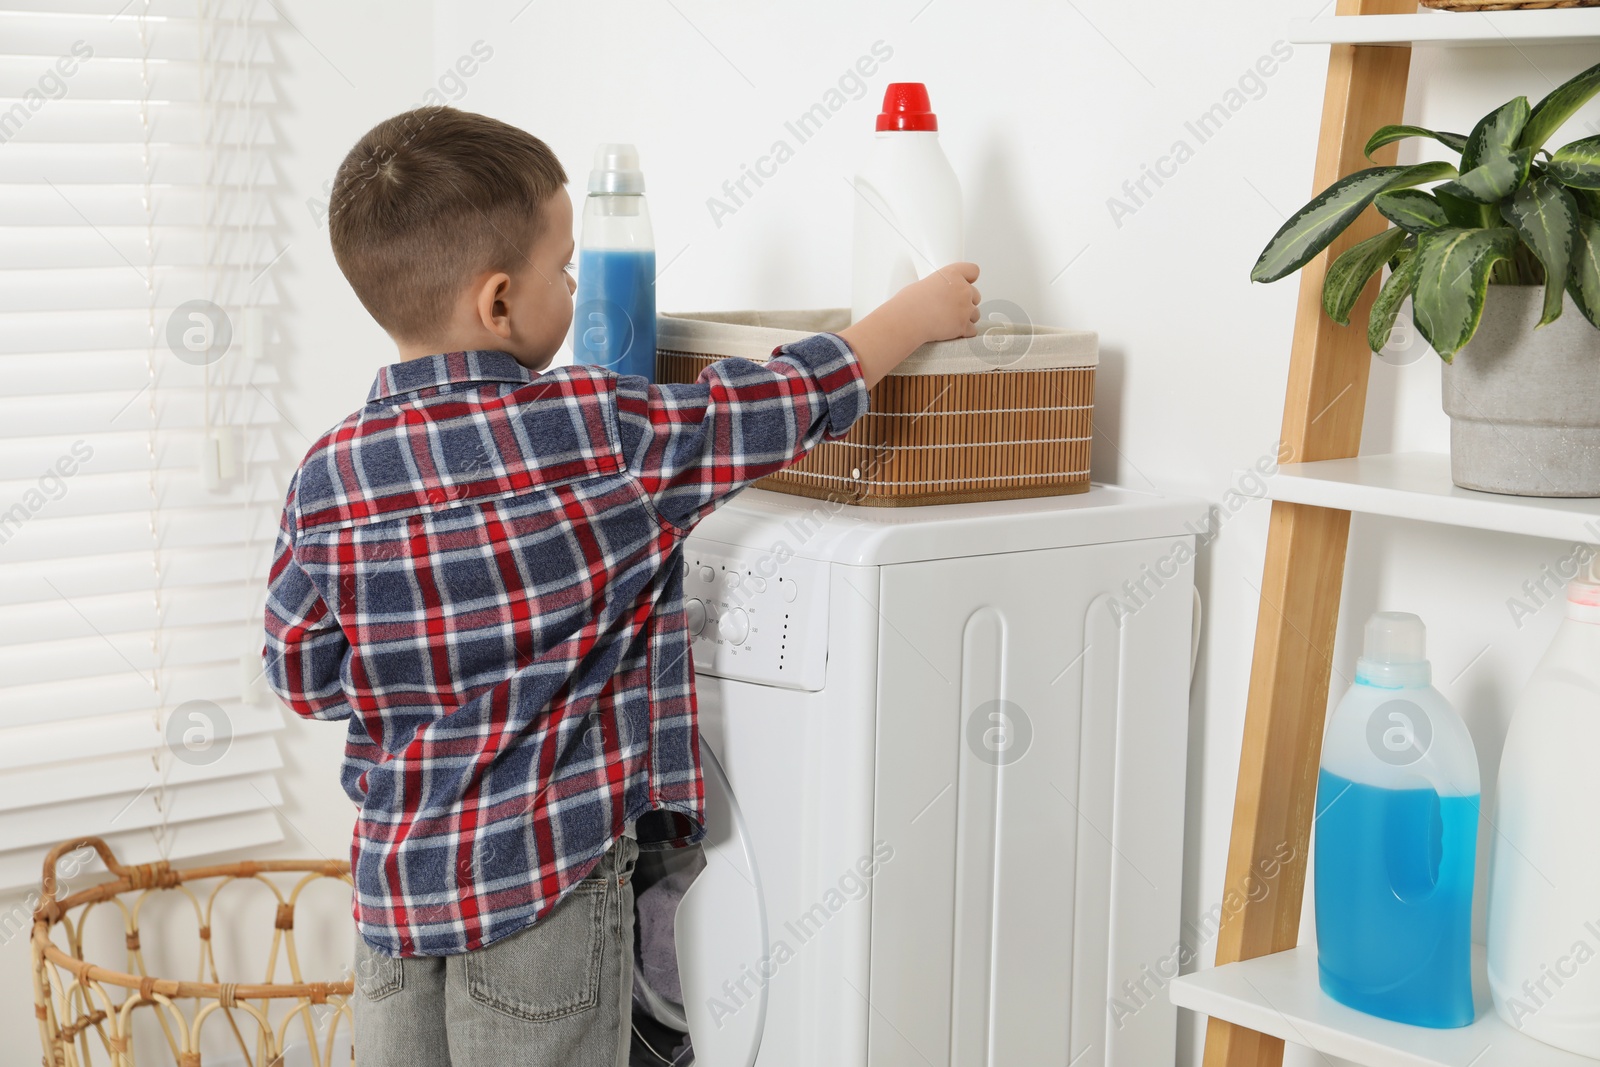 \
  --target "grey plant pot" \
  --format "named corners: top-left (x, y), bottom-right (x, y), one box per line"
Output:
top-left (1440, 285), bottom-right (1600, 498)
